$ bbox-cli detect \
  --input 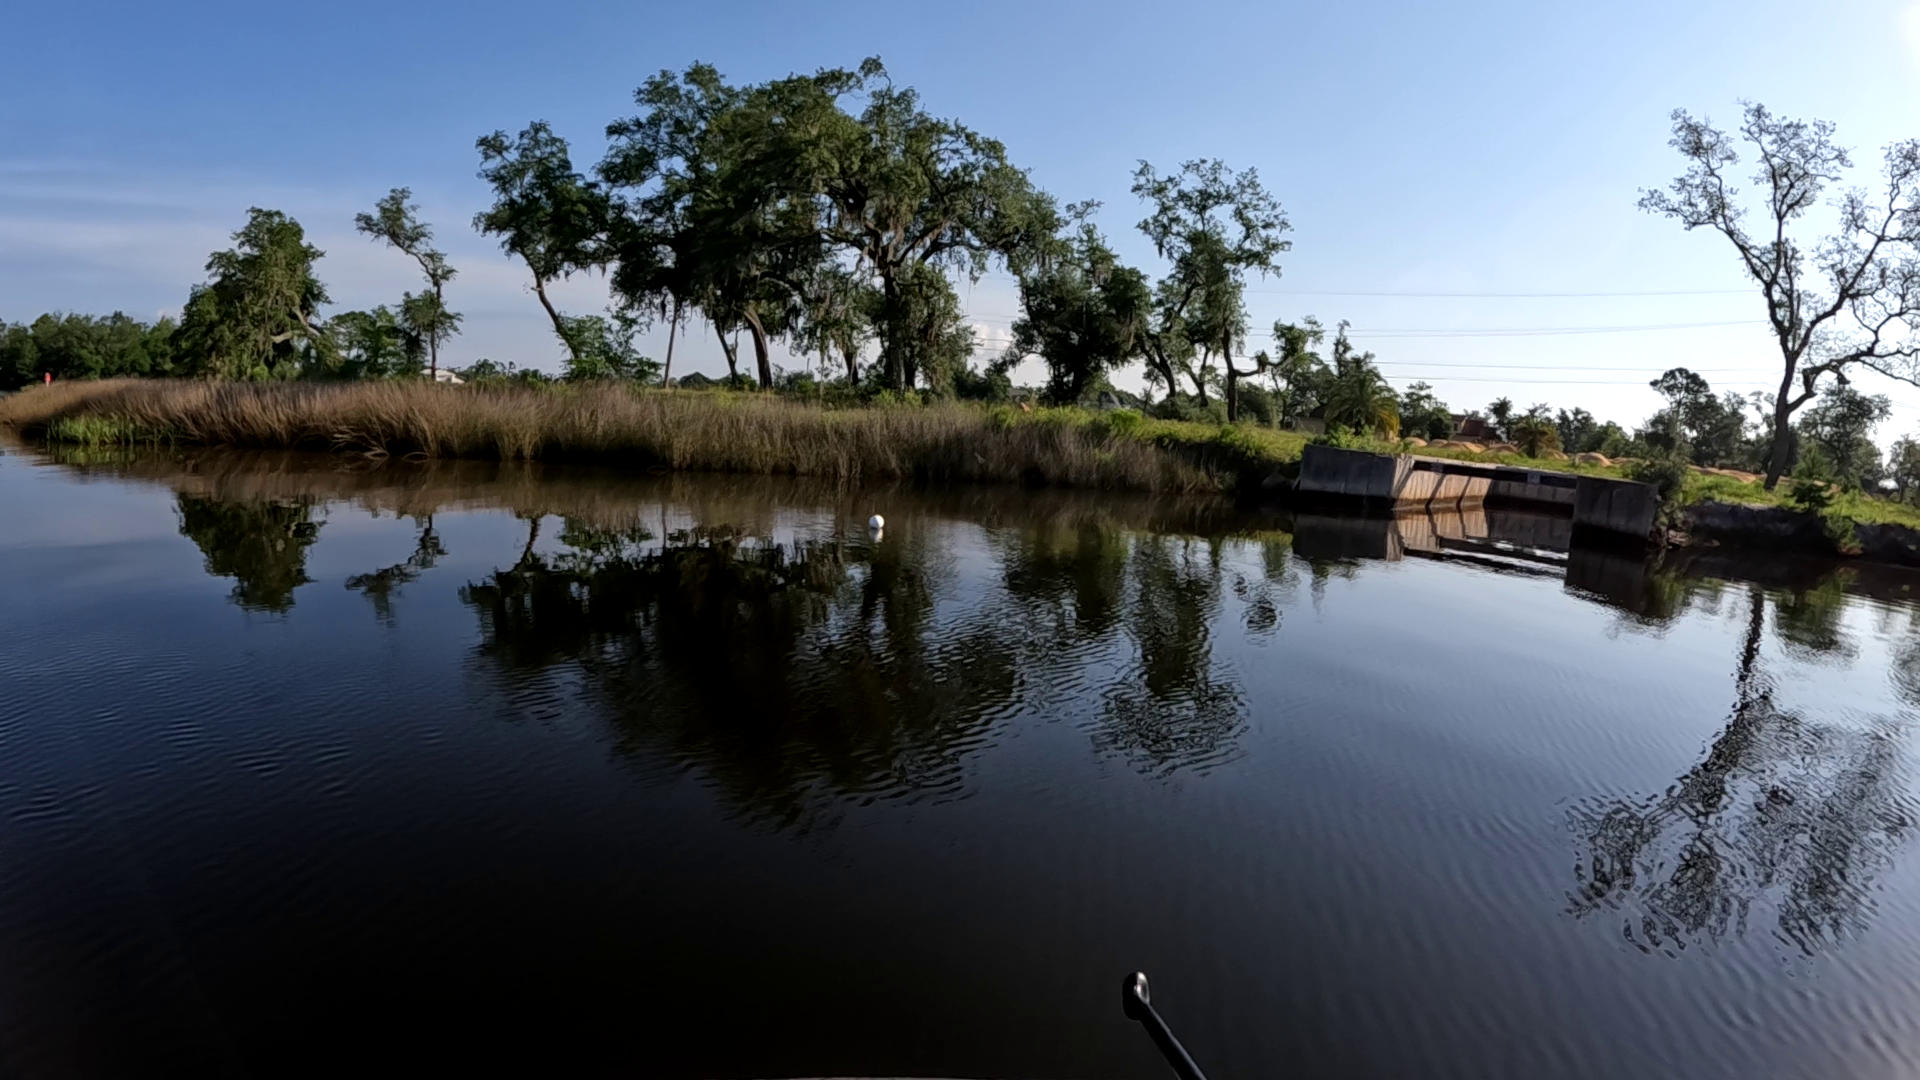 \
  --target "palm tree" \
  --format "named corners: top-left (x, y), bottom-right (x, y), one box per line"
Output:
top-left (1320, 322), bottom-right (1399, 437)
